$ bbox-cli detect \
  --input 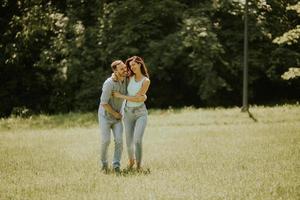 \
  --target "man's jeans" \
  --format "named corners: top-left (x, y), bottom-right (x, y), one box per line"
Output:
top-left (123, 104), bottom-right (148, 164)
top-left (98, 113), bottom-right (123, 168)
